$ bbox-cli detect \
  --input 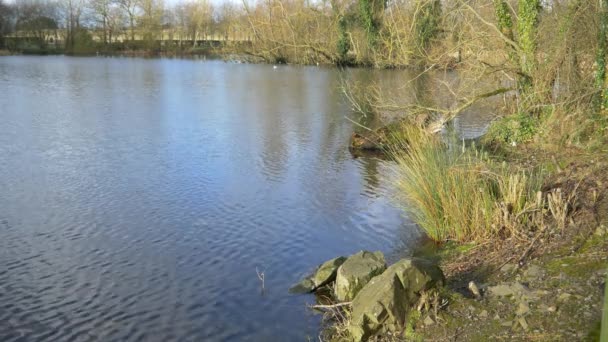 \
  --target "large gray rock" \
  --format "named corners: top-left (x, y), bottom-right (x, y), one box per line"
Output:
top-left (348, 258), bottom-right (445, 341)
top-left (289, 256), bottom-right (347, 294)
top-left (334, 251), bottom-right (386, 301)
